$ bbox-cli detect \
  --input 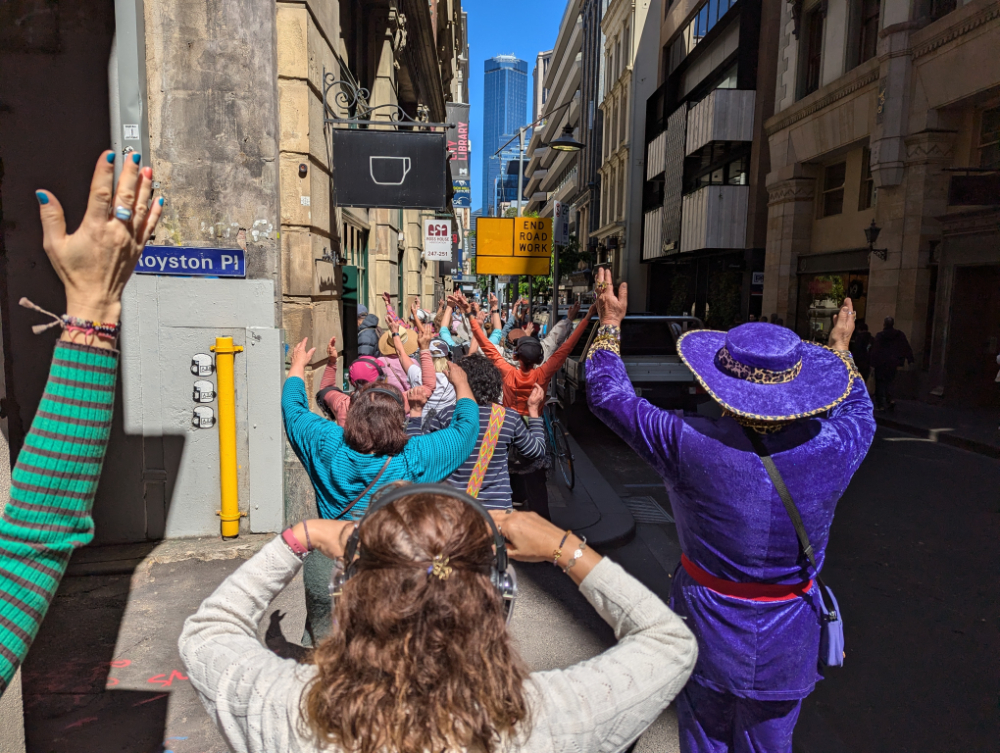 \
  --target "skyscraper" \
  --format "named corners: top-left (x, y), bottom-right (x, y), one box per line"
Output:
top-left (482, 55), bottom-right (528, 215)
